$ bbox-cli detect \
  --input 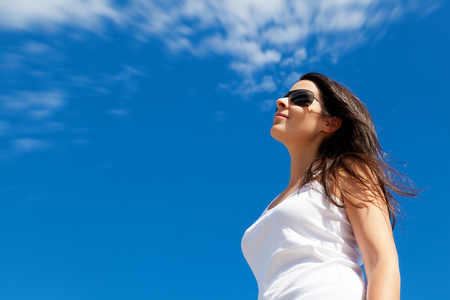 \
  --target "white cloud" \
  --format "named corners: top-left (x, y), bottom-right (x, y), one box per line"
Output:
top-left (0, 0), bottom-right (437, 97)
top-left (29, 109), bottom-right (53, 120)
top-left (0, 41), bottom-right (63, 74)
top-left (11, 138), bottom-right (51, 152)
top-left (284, 72), bottom-right (303, 88)
top-left (281, 48), bottom-right (307, 67)
top-left (260, 99), bottom-right (276, 112)
top-left (0, 90), bottom-right (65, 156)
top-left (0, 90), bottom-right (65, 117)
top-left (125, 0), bottom-right (412, 73)
top-left (0, 56), bottom-right (143, 158)
top-left (0, 0), bottom-right (419, 76)
top-left (220, 75), bottom-right (277, 96)
top-left (21, 41), bottom-right (53, 54)
top-left (0, 0), bottom-right (438, 160)
top-left (261, 24), bottom-right (308, 46)
top-left (0, 0), bottom-right (123, 32)
top-left (314, 7), bottom-right (367, 32)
